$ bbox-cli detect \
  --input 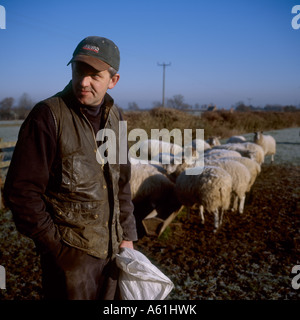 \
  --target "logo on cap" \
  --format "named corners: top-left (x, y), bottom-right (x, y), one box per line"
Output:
top-left (82, 45), bottom-right (100, 53)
